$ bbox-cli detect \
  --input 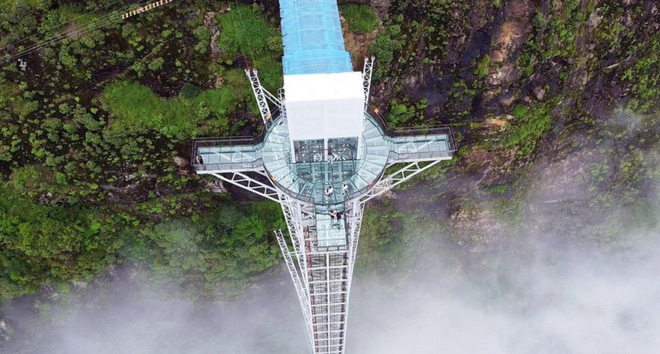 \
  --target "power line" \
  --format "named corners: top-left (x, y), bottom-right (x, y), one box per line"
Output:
top-left (0, 9), bottom-right (125, 65)
top-left (0, 0), bottom-right (175, 65)
top-left (0, 0), bottom-right (123, 53)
